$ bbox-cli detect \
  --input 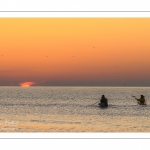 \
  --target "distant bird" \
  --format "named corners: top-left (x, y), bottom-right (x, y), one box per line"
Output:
top-left (93, 47), bottom-right (95, 48)
top-left (72, 56), bottom-right (75, 57)
top-left (1, 55), bottom-right (3, 56)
